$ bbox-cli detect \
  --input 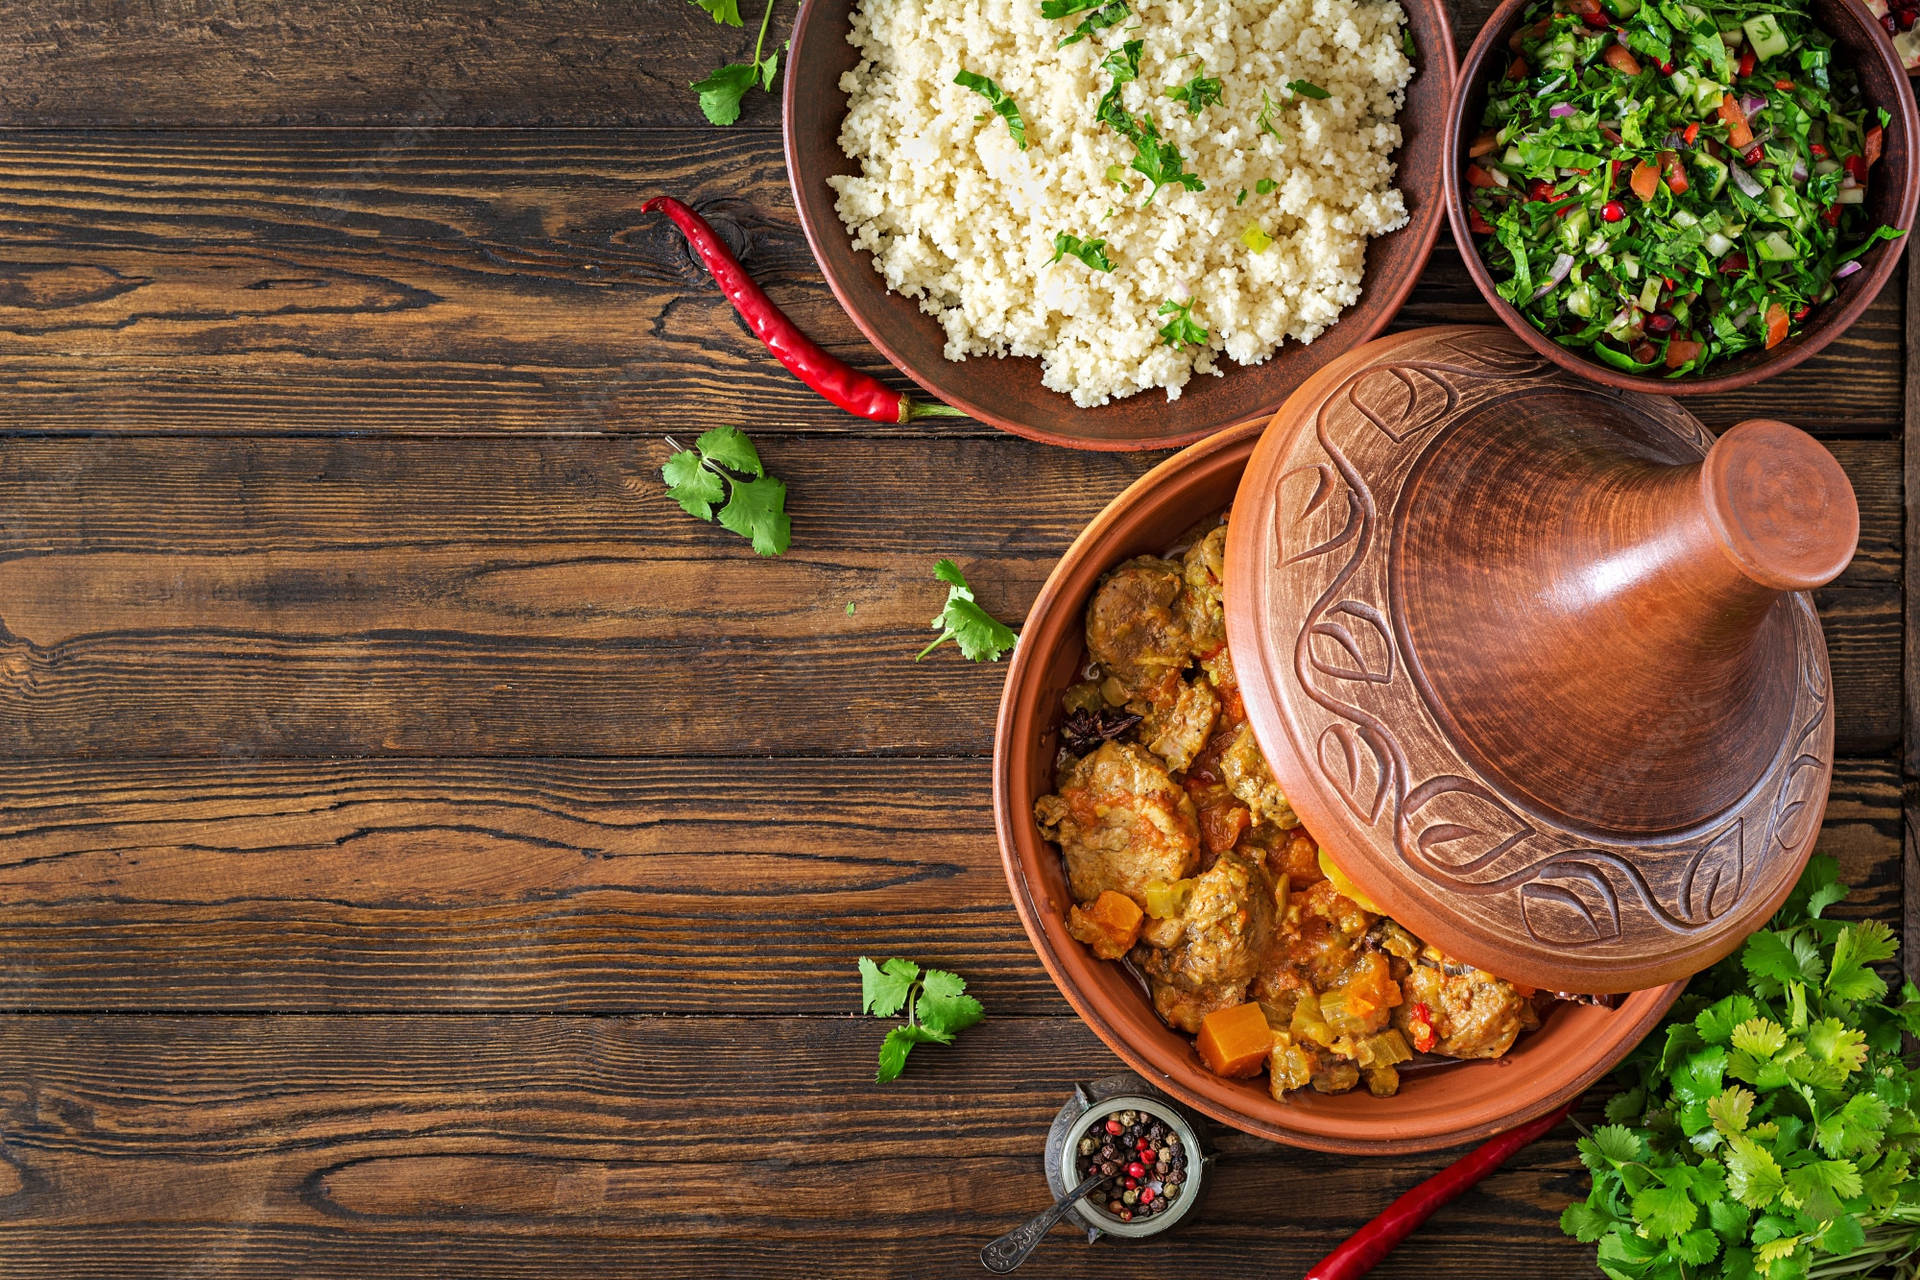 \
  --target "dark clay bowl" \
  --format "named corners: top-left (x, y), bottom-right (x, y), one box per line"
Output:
top-left (1444, 0), bottom-right (1920, 395)
top-left (990, 416), bottom-right (1683, 1153)
top-left (782, 0), bottom-right (1457, 451)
